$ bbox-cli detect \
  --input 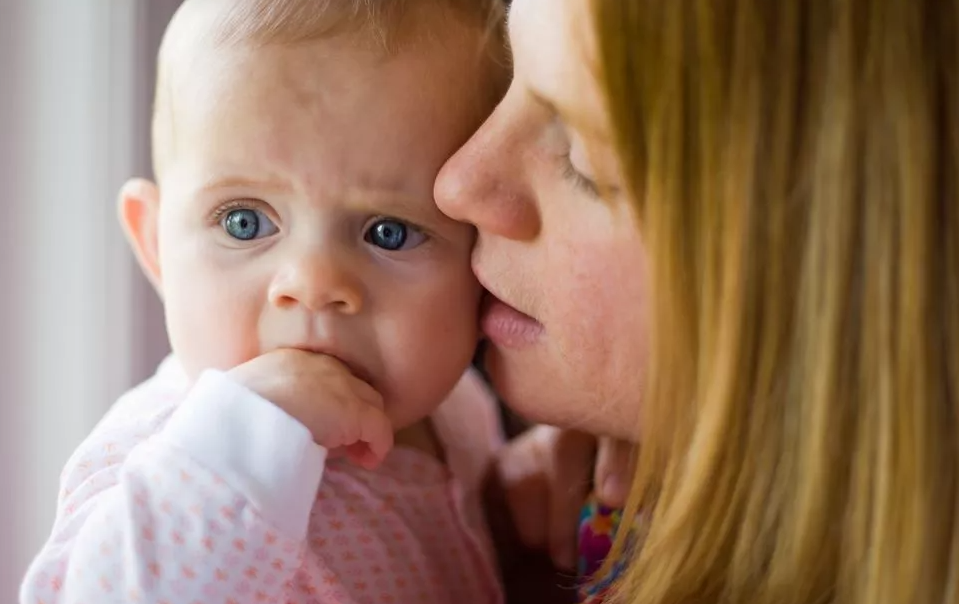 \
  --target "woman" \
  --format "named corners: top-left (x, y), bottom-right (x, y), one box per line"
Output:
top-left (439, 0), bottom-right (959, 602)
